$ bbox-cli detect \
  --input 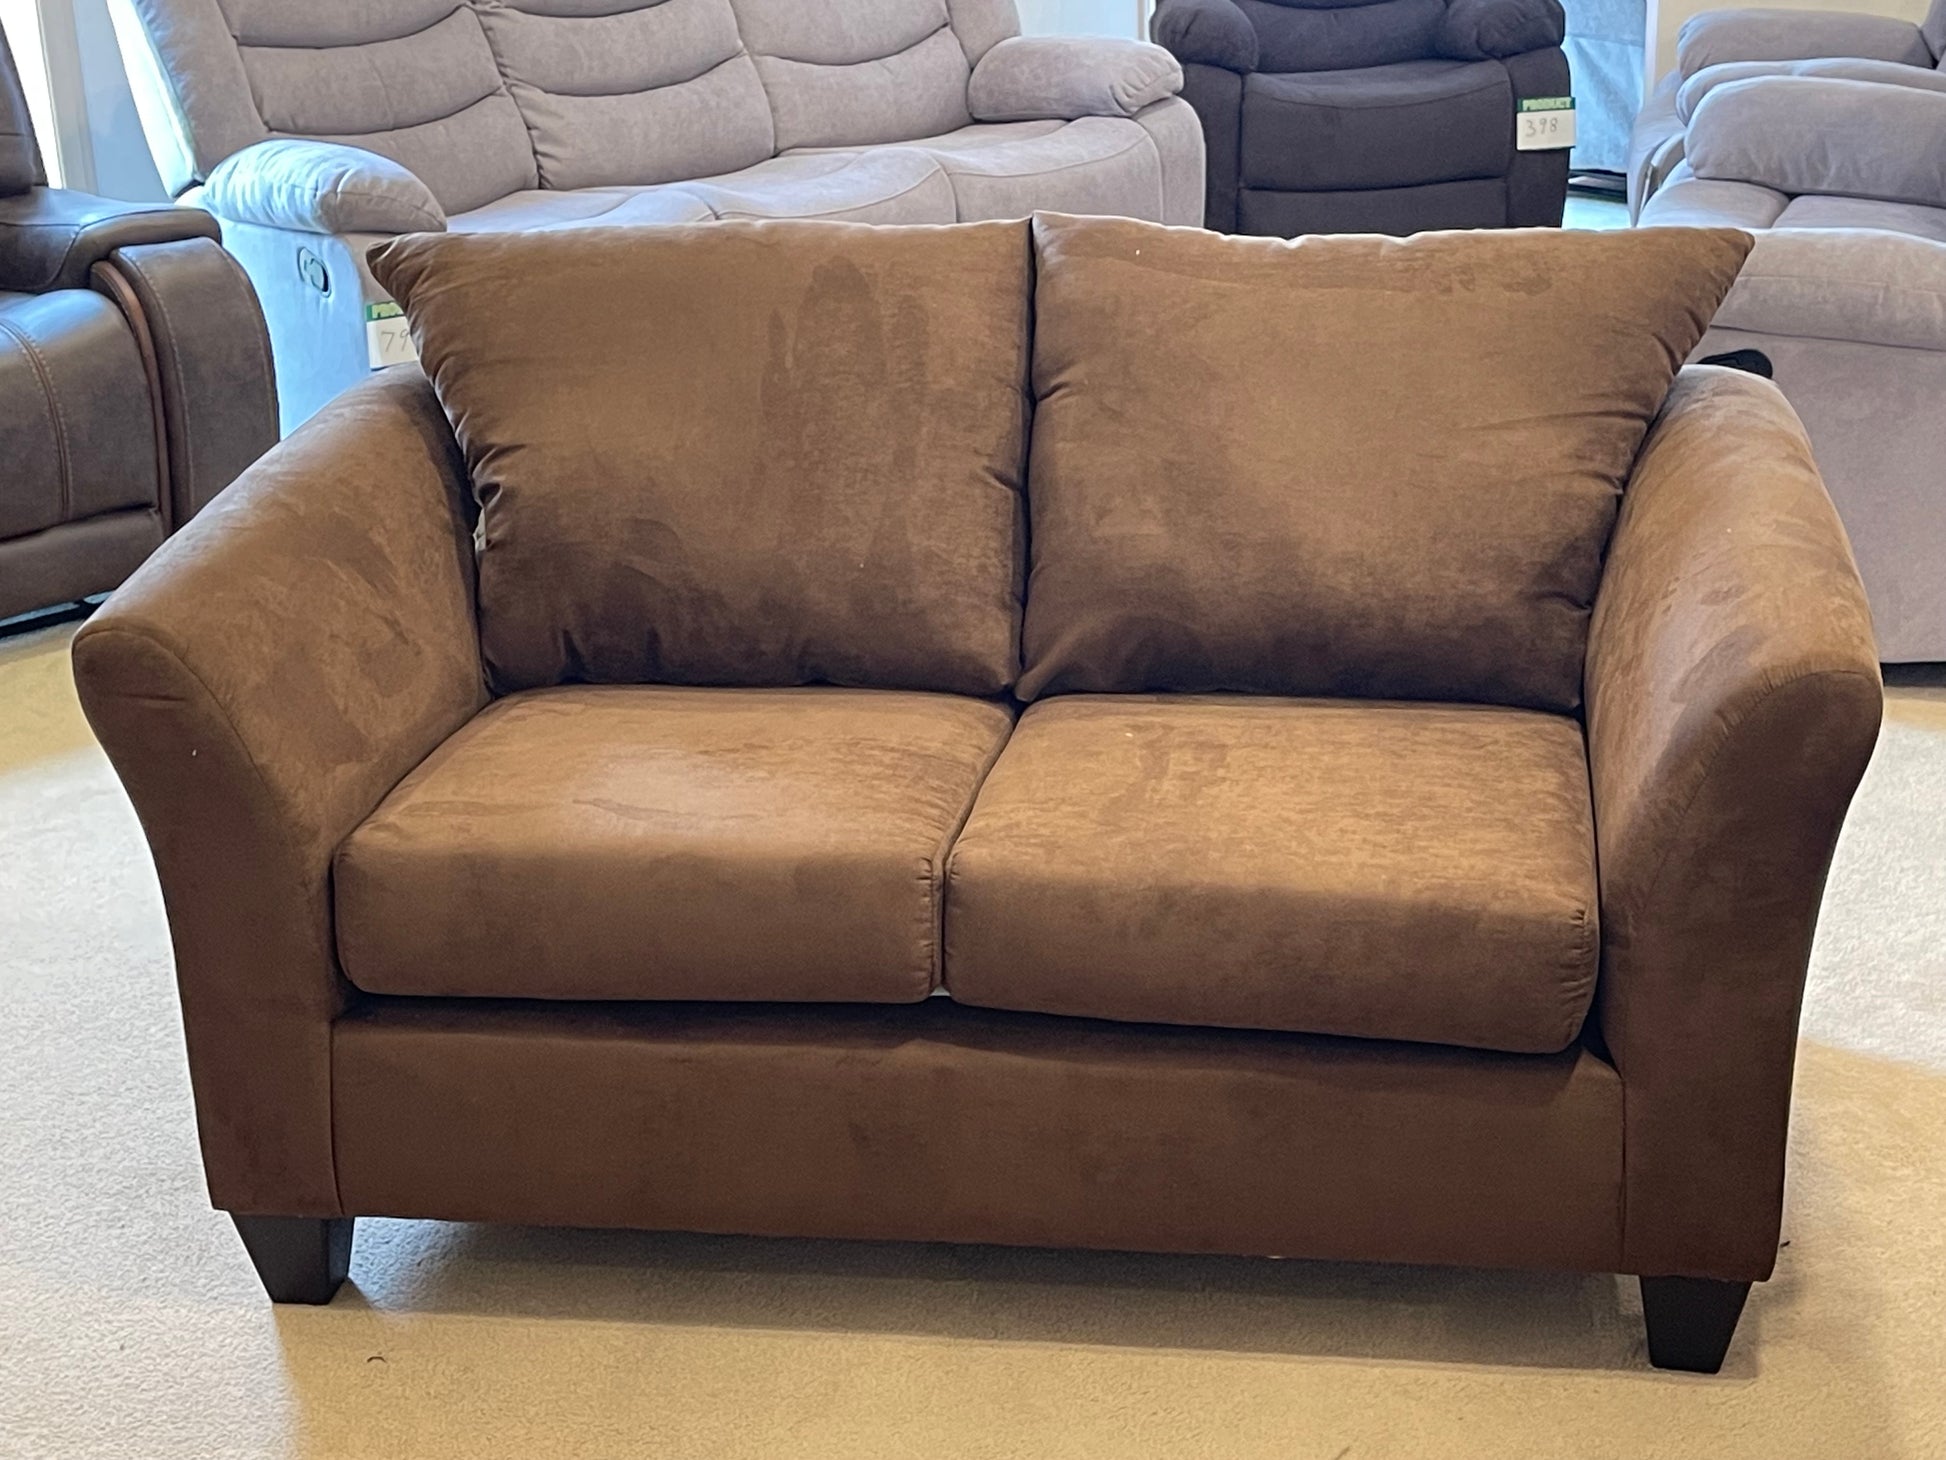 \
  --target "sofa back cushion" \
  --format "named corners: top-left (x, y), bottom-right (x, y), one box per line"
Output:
top-left (1019, 213), bottom-right (1752, 711)
top-left (479, 0), bottom-right (776, 191)
top-left (1238, 0), bottom-right (1447, 73)
top-left (368, 220), bottom-right (1032, 696)
top-left (214, 0), bottom-right (537, 212)
top-left (730, 0), bottom-right (978, 149)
